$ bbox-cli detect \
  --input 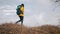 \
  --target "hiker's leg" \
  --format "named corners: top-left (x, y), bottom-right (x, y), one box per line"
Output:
top-left (17, 16), bottom-right (23, 23)
top-left (20, 16), bottom-right (24, 24)
top-left (16, 16), bottom-right (21, 23)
